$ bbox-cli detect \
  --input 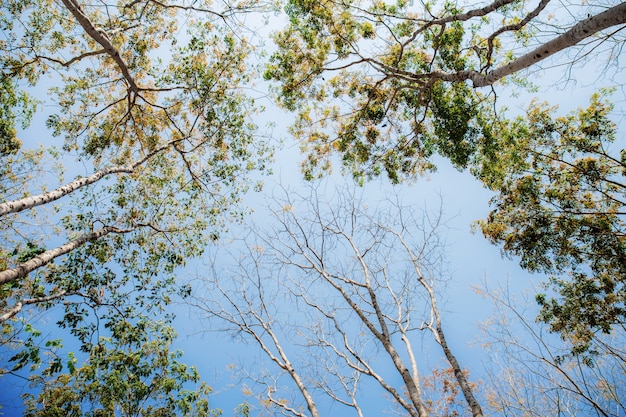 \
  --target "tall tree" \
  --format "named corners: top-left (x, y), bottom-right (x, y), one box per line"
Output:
top-left (264, 0), bottom-right (625, 182)
top-left (193, 184), bottom-right (484, 417)
top-left (0, 0), bottom-right (270, 409)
